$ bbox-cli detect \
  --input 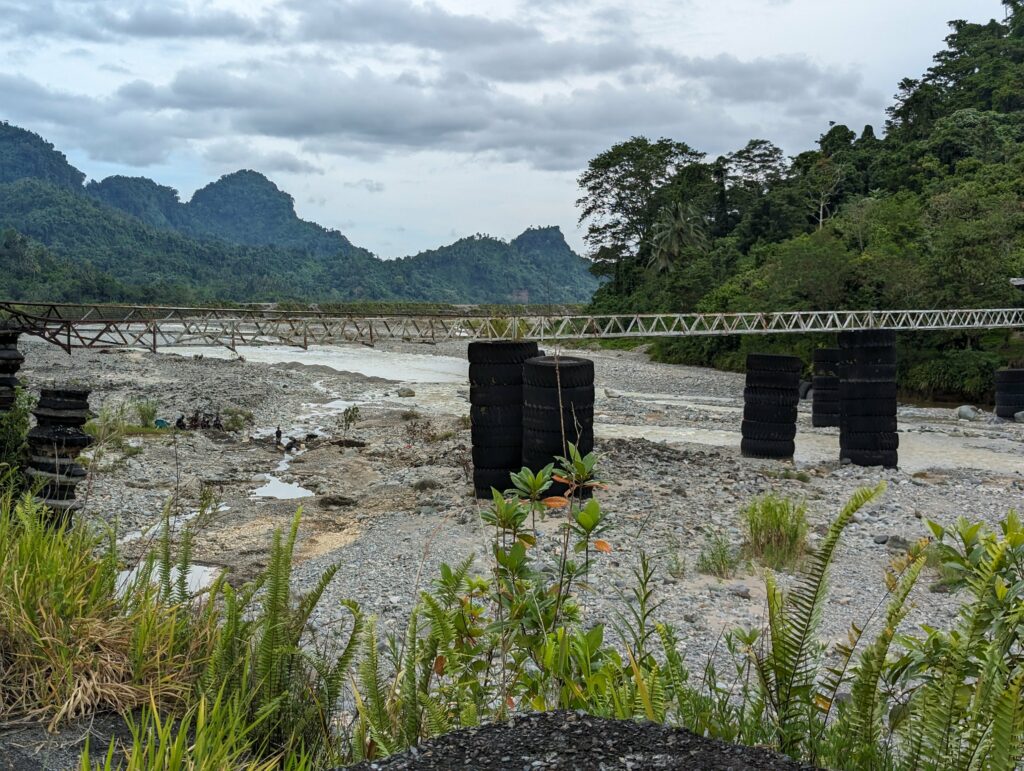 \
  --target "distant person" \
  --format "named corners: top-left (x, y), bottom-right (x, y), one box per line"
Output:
top-left (175, 415), bottom-right (186, 430)
top-left (275, 427), bottom-right (282, 444)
